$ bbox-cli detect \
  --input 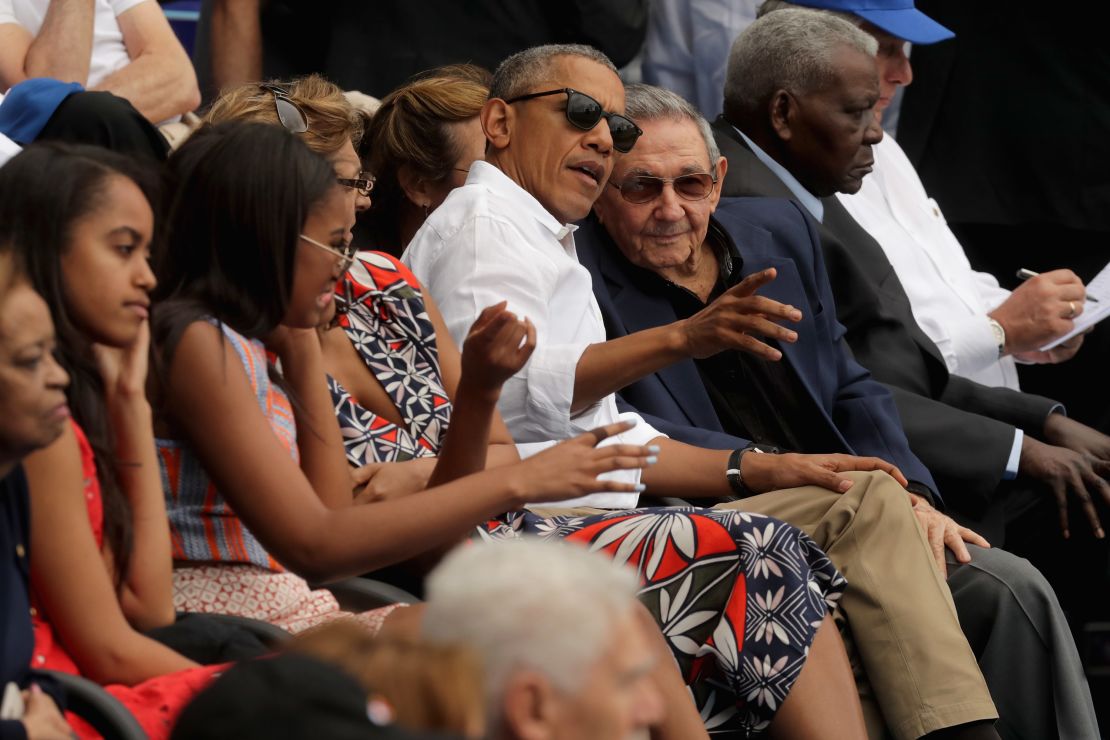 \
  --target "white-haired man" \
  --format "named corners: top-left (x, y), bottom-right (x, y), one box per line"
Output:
top-left (423, 539), bottom-right (665, 740)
